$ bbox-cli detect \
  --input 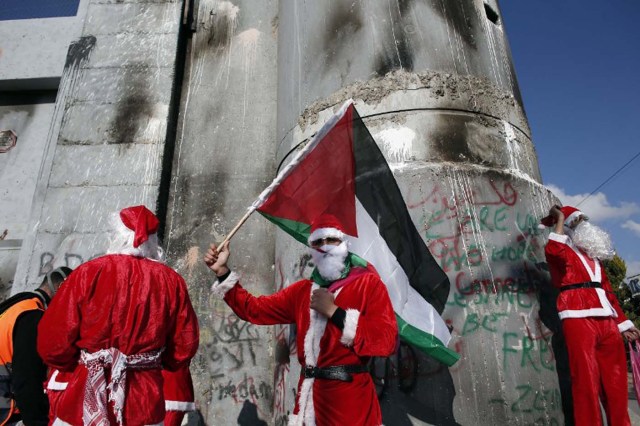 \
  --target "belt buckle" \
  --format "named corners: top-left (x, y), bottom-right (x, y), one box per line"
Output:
top-left (304, 366), bottom-right (316, 378)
